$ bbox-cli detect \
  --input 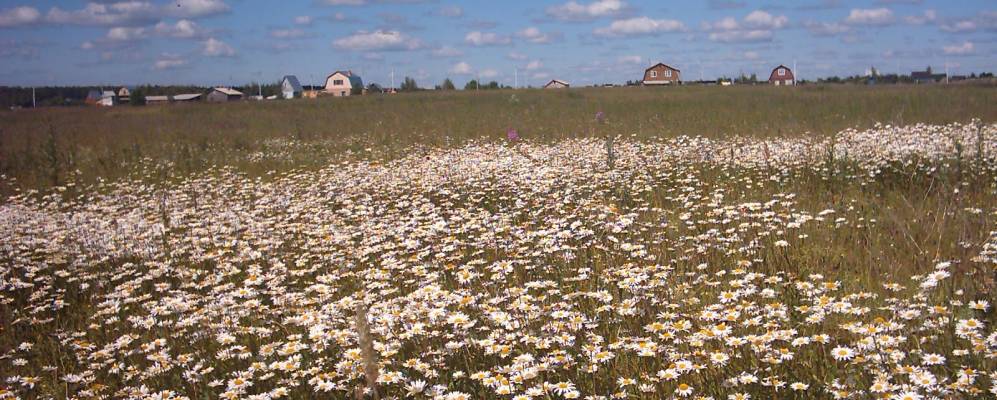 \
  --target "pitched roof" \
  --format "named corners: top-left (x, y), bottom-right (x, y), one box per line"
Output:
top-left (326, 70), bottom-right (363, 88)
top-left (213, 87), bottom-right (243, 96)
top-left (281, 75), bottom-right (303, 92)
top-left (645, 63), bottom-right (680, 72)
top-left (173, 93), bottom-right (202, 101)
top-left (545, 79), bottom-right (569, 86)
top-left (145, 95), bottom-right (170, 102)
